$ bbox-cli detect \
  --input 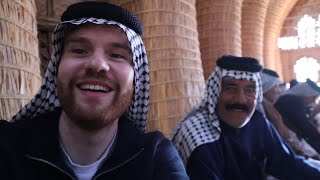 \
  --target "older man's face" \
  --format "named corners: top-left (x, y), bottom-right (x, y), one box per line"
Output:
top-left (215, 77), bottom-right (257, 128)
